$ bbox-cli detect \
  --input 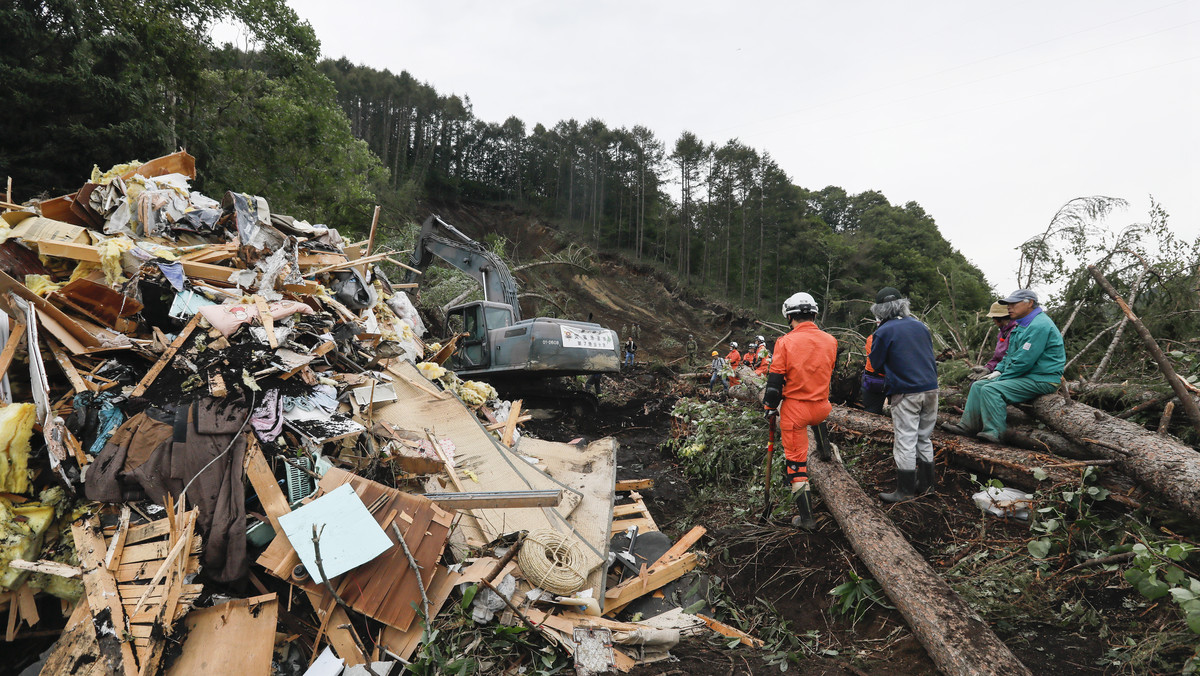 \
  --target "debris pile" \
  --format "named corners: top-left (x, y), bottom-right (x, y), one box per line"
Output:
top-left (0, 152), bottom-right (744, 674)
